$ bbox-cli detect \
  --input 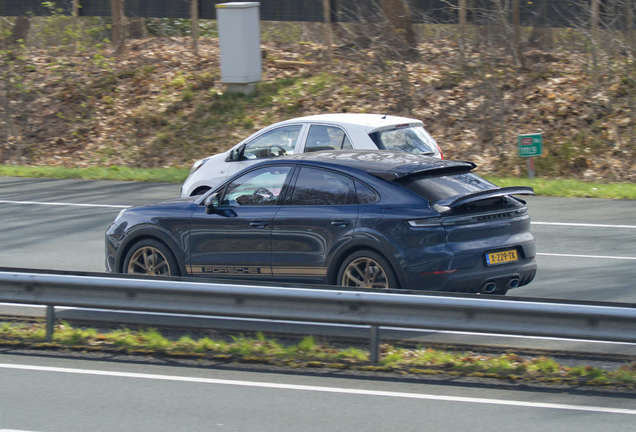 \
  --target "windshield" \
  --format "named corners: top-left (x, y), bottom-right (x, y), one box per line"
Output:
top-left (369, 126), bottom-right (439, 155)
